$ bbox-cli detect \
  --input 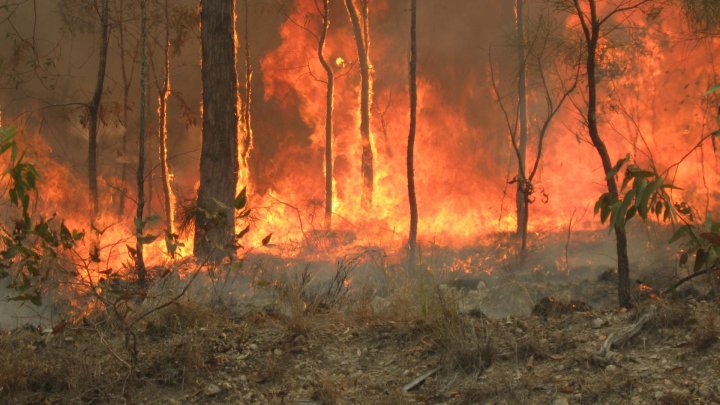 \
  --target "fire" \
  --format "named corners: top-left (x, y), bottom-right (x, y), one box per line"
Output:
top-left (236, 1), bottom-right (718, 259)
top-left (0, 0), bottom-right (718, 290)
